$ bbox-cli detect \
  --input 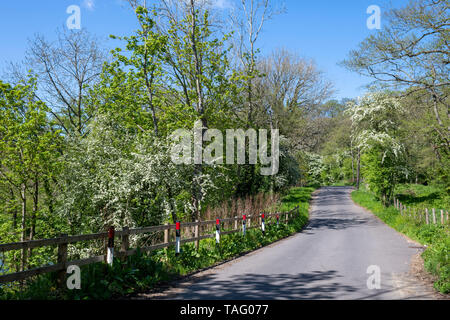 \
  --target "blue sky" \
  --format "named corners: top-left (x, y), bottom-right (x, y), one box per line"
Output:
top-left (0, 0), bottom-right (409, 100)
